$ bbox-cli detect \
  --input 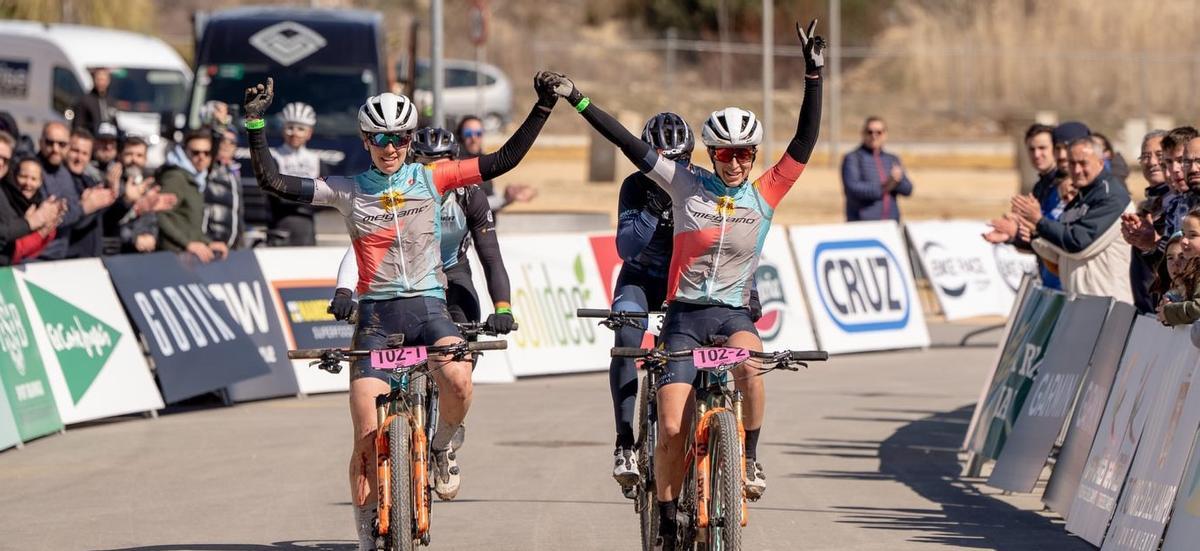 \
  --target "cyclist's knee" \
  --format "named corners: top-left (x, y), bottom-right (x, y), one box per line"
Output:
top-left (440, 364), bottom-right (473, 403)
